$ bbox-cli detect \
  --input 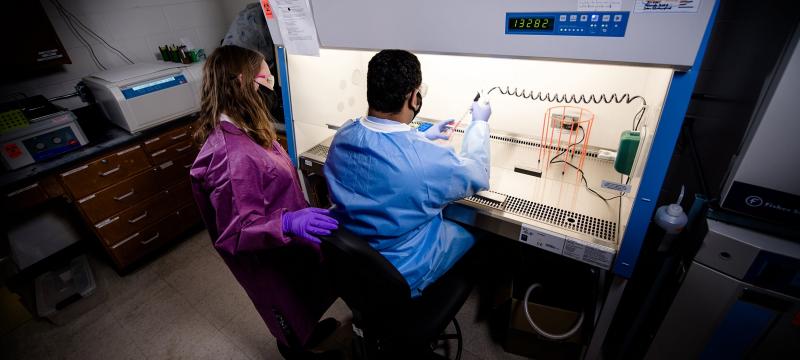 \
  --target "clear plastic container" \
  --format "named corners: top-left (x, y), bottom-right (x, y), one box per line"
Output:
top-left (34, 255), bottom-right (96, 318)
